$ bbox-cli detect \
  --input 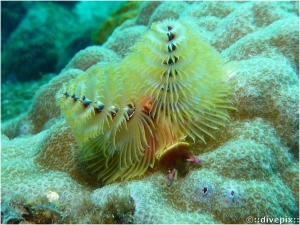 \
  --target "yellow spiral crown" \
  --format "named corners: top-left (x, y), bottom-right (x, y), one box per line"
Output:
top-left (56, 19), bottom-right (237, 184)
top-left (122, 18), bottom-right (236, 143)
